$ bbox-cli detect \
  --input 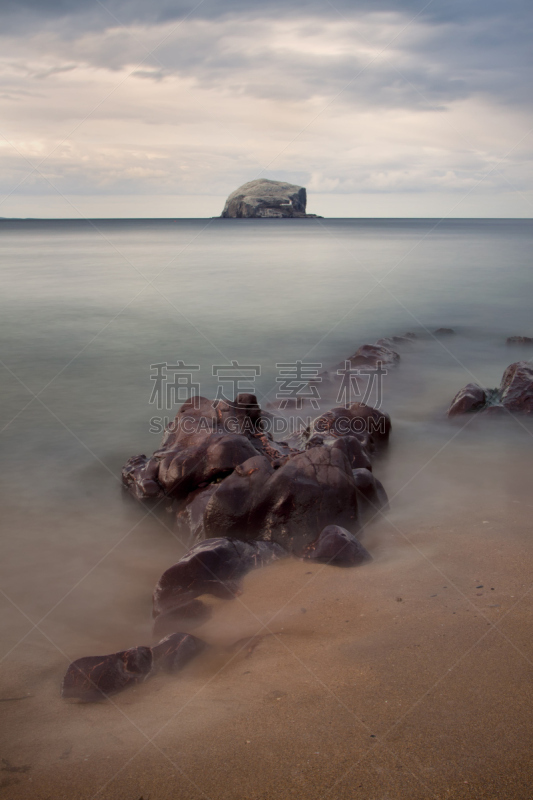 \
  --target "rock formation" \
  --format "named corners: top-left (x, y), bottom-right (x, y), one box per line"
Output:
top-left (507, 336), bottom-right (533, 345)
top-left (447, 361), bottom-right (533, 416)
top-left (220, 179), bottom-right (321, 218)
